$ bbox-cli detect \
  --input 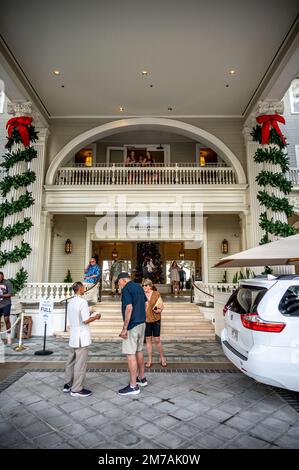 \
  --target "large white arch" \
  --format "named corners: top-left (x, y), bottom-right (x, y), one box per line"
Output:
top-left (45, 117), bottom-right (246, 185)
